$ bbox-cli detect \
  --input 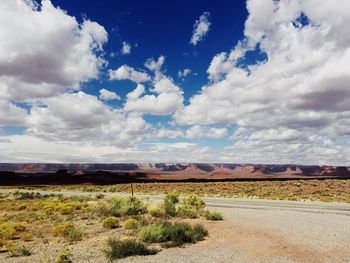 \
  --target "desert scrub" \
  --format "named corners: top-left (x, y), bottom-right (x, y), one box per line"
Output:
top-left (0, 223), bottom-right (26, 240)
top-left (96, 196), bottom-right (147, 217)
top-left (166, 223), bottom-right (208, 245)
top-left (162, 192), bottom-right (179, 216)
top-left (176, 195), bottom-right (205, 218)
top-left (139, 221), bottom-right (208, 246)
top-left (6, 243), bottom-right (31, 257)
top-left (121, 196), bottom-right (147, 215)
top-left (138, 221), bottom-right (171, 243)
top-left (176, 205), bottom-right (199, 218)
top-left (203, 210), bottom-right (224, 221)
top-left (183, 195), bottom-right (206, 210)
top-left (20, 232), bottom-right (33, 241)
top-left (149, 206), bottom-right (166, 218)
top-left (53, 223), bottom-right (83, 242)
top-left (102, 216), bottom-right (120, 229)
top-left (56, 248), bottom-right (72, 263)
top-left (103, 238), bottom-right (158, 260)
top-left (123, 218), bottom-right (139, 230)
